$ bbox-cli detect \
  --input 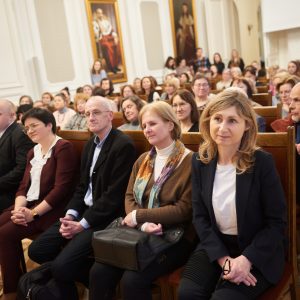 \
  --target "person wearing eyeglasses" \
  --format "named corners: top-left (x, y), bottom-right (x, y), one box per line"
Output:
top-left (178, 88), bottom-right (286, 300)
top-left (27, 97), bottom-right (136, 298)
top-left (0, 108), bottom-right (78, 299)
top-left (191, 75), bottom-right (216, 111)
